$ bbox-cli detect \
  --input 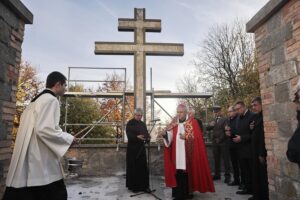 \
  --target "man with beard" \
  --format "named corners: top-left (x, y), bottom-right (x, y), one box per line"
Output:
top-left (248, 97), bottom-right (268, 200)
top-left (162, 104), bottom-right (215, 200)
top-left (233, 101), bottom-right (255, 195)
top-left (125, 108), bottom-right (150, 193)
